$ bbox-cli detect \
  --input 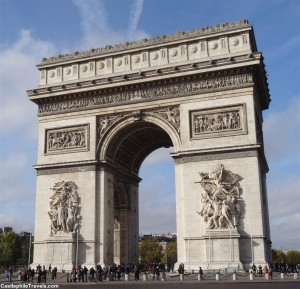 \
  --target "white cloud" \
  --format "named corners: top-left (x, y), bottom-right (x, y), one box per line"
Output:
top-left (73, 0), bottom-right (109, 34)
top-left (139, 179), bottom-right (176, 234)
top-left (0, 0), bottom-right (151, 236)
top-left (128, 0), bottom-right (144, 37)
top-left (143, 147), bottom-right (174, 165)
top-left (73, 0), bottom-right (149, 50)
top-left (0, 30), bottom-right (55, 138)
top-left (264, 96), bottom-right (300, 163)
top-left (268, 175), bottom-right (300, 250)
